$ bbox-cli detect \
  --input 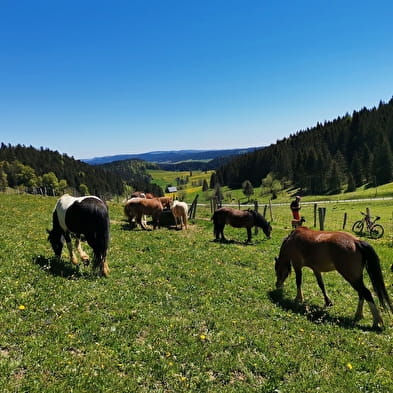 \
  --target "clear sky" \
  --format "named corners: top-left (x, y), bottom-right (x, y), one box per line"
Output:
top-left (1, 1), bottom-right (393, 160)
